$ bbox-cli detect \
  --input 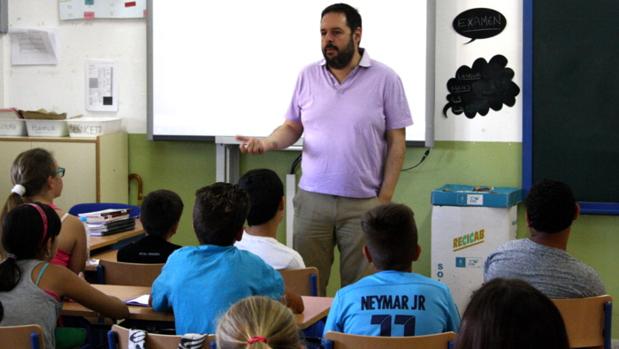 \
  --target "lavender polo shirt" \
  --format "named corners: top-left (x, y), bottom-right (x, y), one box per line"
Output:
top-left (285, 50), bottom-right (413, 198)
